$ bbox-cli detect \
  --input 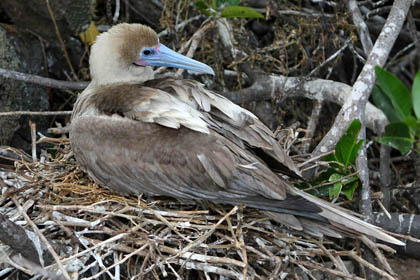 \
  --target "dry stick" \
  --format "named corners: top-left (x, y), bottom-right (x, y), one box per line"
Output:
top-left (175, 21), bottom-right (215, 77)
top-left (169, 206), bottom-right (239, 261)
top-left (359, 235), bottom-right (395, 276)
top-left (312, 0), bottom-right (411, 221)
top-left (85, 244), bottom-right (149, 280)
top-left (47, 126), bottom-right (71, 135)
top-left (83, 235), bottom-right (246, 270)
top-left (303, 170), bottom-right (359, 192)
top-left (124, 0), bottom-right (129, 21)
top-left (157, 15), bottom-right (203, 38)
top-left (29, 121), bottom-right (37, 162)
top-left (11, 197), bottom-right (71, 280)
top-left (0, 68), bottom-right (88, 90)
top-left (297, 150), bottom-right (335, 168)
top-left (348, 250), bottom-right (395, 280)
top-left (113, 0), bottom-right (120, 23)
top-left (303, 100), bottom-right (323, 153)
top-left (315, 242), bottom-right (349, 274)
top-left (0, 111), bottom-right (72, 117)
top-left (347, 0), bottom-right (373, 56)
top-left (305, 38), bottom-right (351, 78)
top-left (148, 208), bottom-right (193, 242)
top-left (380, 144), bottom-right (392, 210)
top-left (291, 260), bottom-right (365, 280)
top-left (45, 0), bottom-right (78, 81)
